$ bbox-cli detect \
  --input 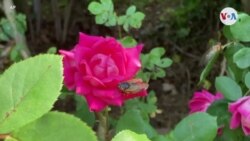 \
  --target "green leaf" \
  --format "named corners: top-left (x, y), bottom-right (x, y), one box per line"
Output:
top-left (101, 0), bottom-right (113, 12)
top-left (119, 36), bottom-right (137, 48)
top-left (88, 2), bottom-right (103, 15)
top-left (224, 43), bottom-right (244, 82)
top-left (15, 14), bottom-right (27, 34)
top-left (0, 14), bottom-right (27, 39)
top-left (116, 109), bottom-right (157, 138)
top-left (74, 95), bottom-right (95, 127)
top-left (215, 76), bottom-right (242, 101)
top-left (223, 26), bottom-right (234, 41)
top-left (233, 47), bottom-right (250, 69)
top-left (0, 30), bottom-right (10, 41)
top-left (155, 58), bottom-right (173, 68)
top-left (5, 136), bottom-right (18, 141)
top-left (207, 100), bottom-right (230, 125)
top-left (129, 12), bottom-right (145, 28)
top-left (245, 72), bottom-right (250, 89)
top-left (10, 47), bottom-right (21, 62)
top-left (173, 112), bottom-right (217, 141)
top-left (88, 0), bottom-right (115, 26)
top-left (126, 6), bottom-right (136, 15)
top-left (95, 13), bottom-right (108, 24)
top-left (123, 23), bottom-right (129, 32)
top-left (151, 135), bottom-right (172, 141)
top-left (0, 55), bottom-right (63, 133)
top-left (136, 71), bottom-right (150, 82)
top-left (154, 68), bottom-right (166, 79)
top-left (118, 16), bottom-right (126, 25)
top-left (105, 12), bottom-right (117, 26)
top-left (47, 47), bottom-right (57, 54)
top-left (199, 51), bottom-right (220, 84)
top-left (125, 91), bottom-right (157, 121)
top-left (176, 27), bottom-right (190, 38)
top-left (0, 18), bottom-right (13, 38)
top-left (118, 6), bottom-right (145, 32)
top-left (112, 130), bottom-right (151, 141)
top-left (165, 132), bottom-right (175, 141)
top-left (229, 13), bottom-right (250, 42)
top-left (10, 112), bottom-right (97, 141)
top-left (150, 47), bottom-right (166, 57)
top-left (215, 127), bottom-right (245, 141)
